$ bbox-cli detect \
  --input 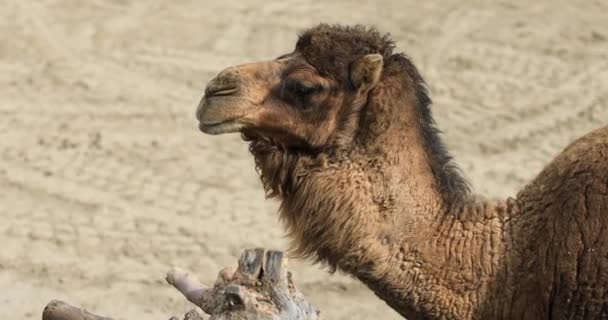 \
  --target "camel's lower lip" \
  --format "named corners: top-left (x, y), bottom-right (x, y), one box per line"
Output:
top-left (198, 118), bottom-right (244, 135)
